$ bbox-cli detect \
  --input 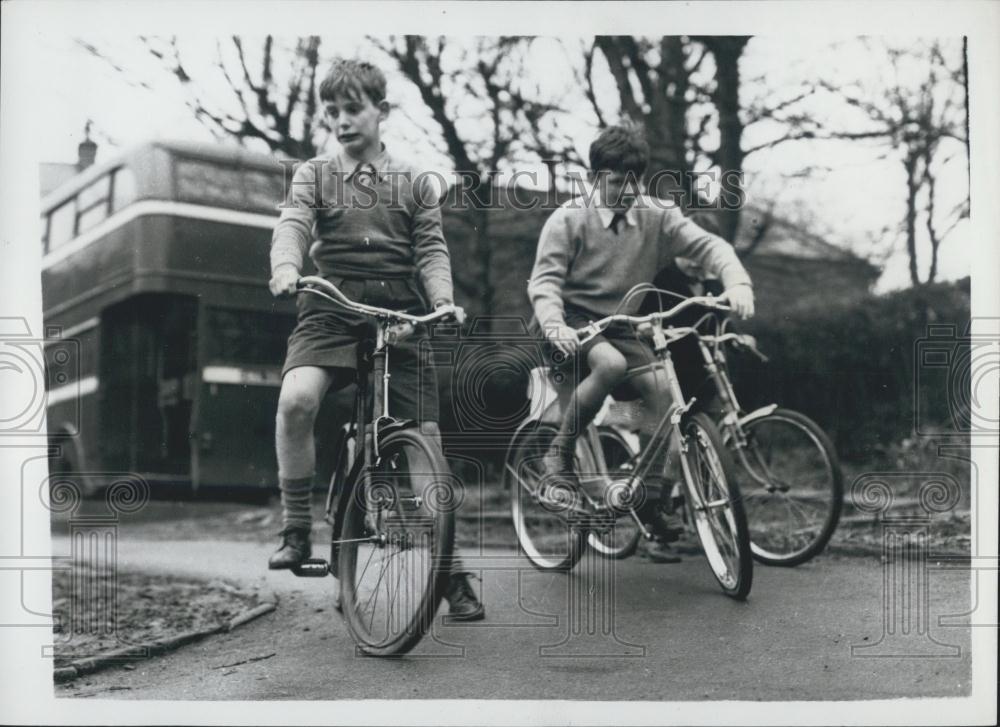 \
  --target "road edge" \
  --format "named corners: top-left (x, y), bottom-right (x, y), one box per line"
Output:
top-left (52, 592), bottom-right (279, 684)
